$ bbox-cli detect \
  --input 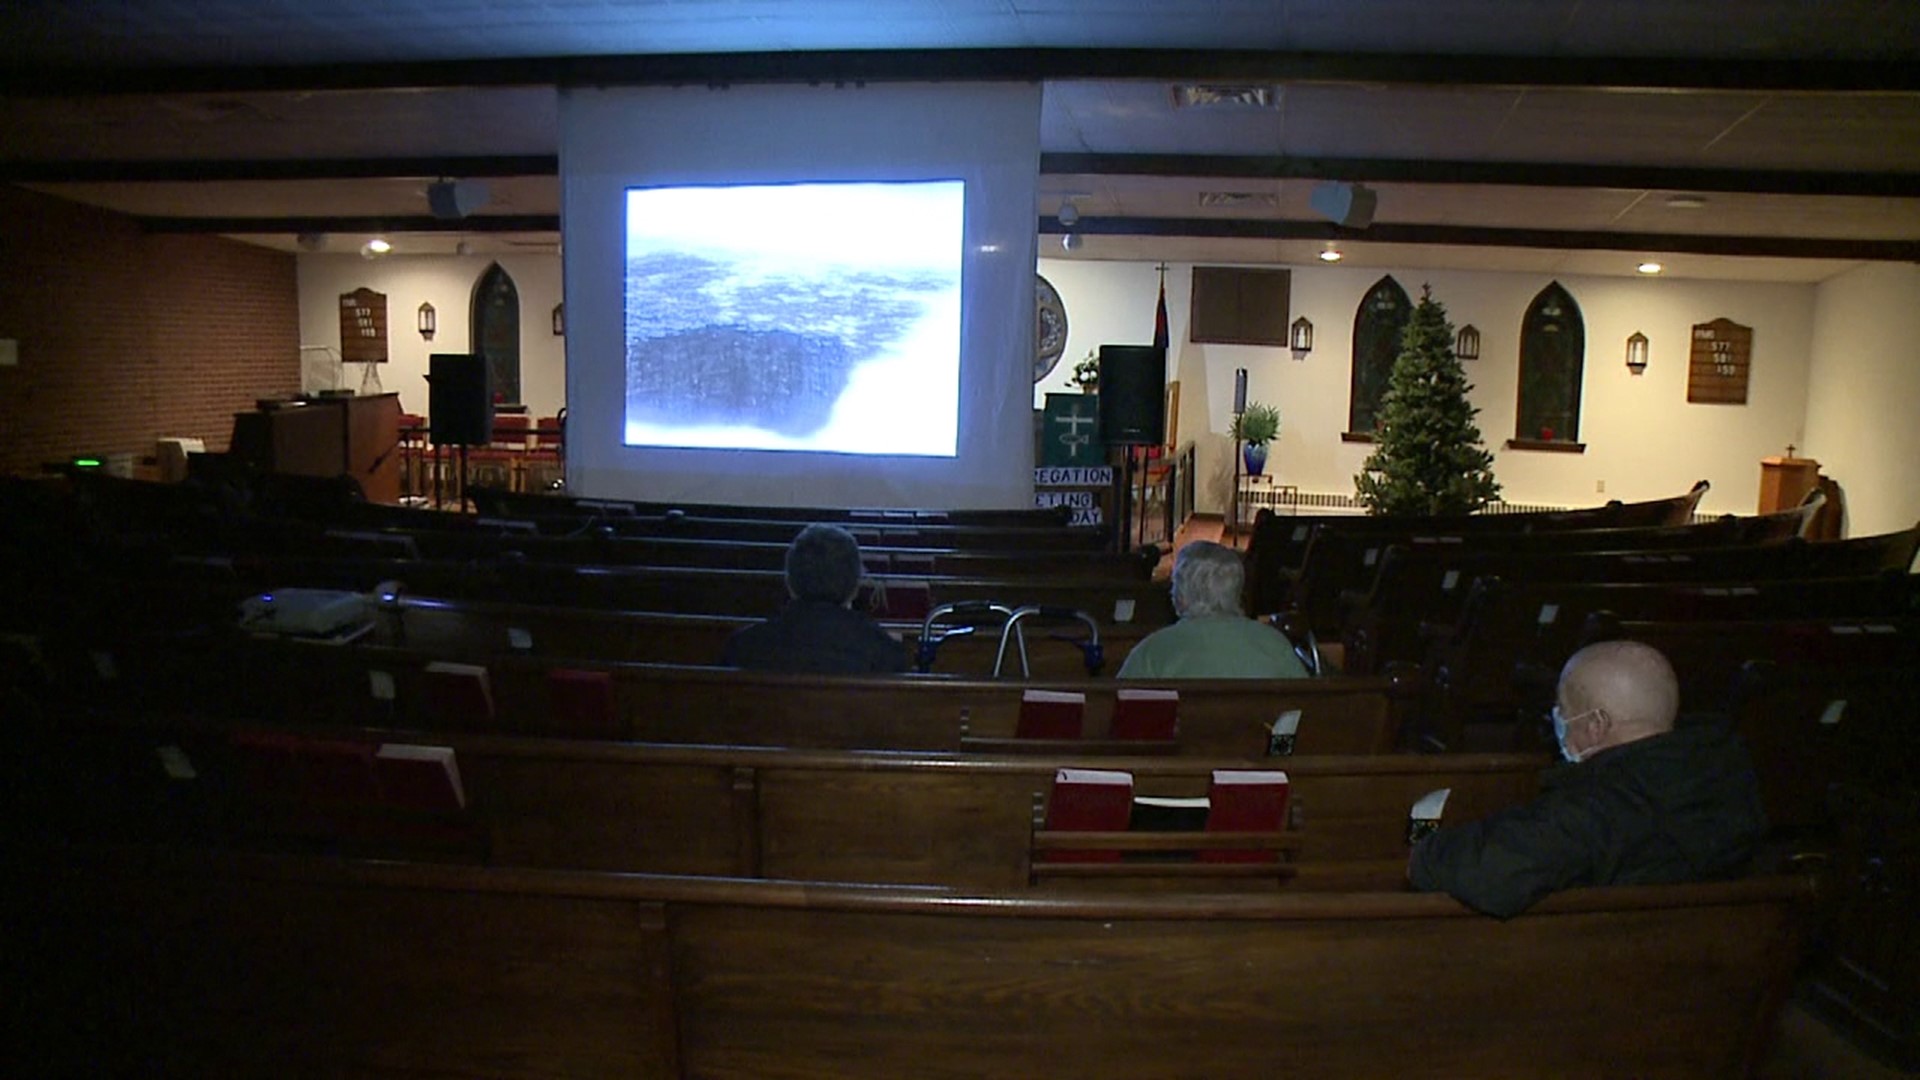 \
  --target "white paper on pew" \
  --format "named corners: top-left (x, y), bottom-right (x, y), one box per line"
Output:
top-left (1292, 525), bottom-right (1308, 542)
top-left (507, 627), bottom-right (533, 651)
top-left (369, 669), bottom-right (396, 701)
top-left (156, 745), bottom-right (197, 780)
top-left (1537, 603), bottom-right (1559, 625)
top-left (91, 651), bottom-right (117, 681)
top-left (1133, 795), bottom-right (1210, 809)
top-left (1819, 700), bottom-right (1847, 726)
top-left (1268, 709), bottom-right (1303, 756)
top-left (1113, 598), bottom-right (1136, 623)
top-left (1441, 570), bottom-right (1459, 591)
top-left (1363, 547), bottom-right (1379, 567)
